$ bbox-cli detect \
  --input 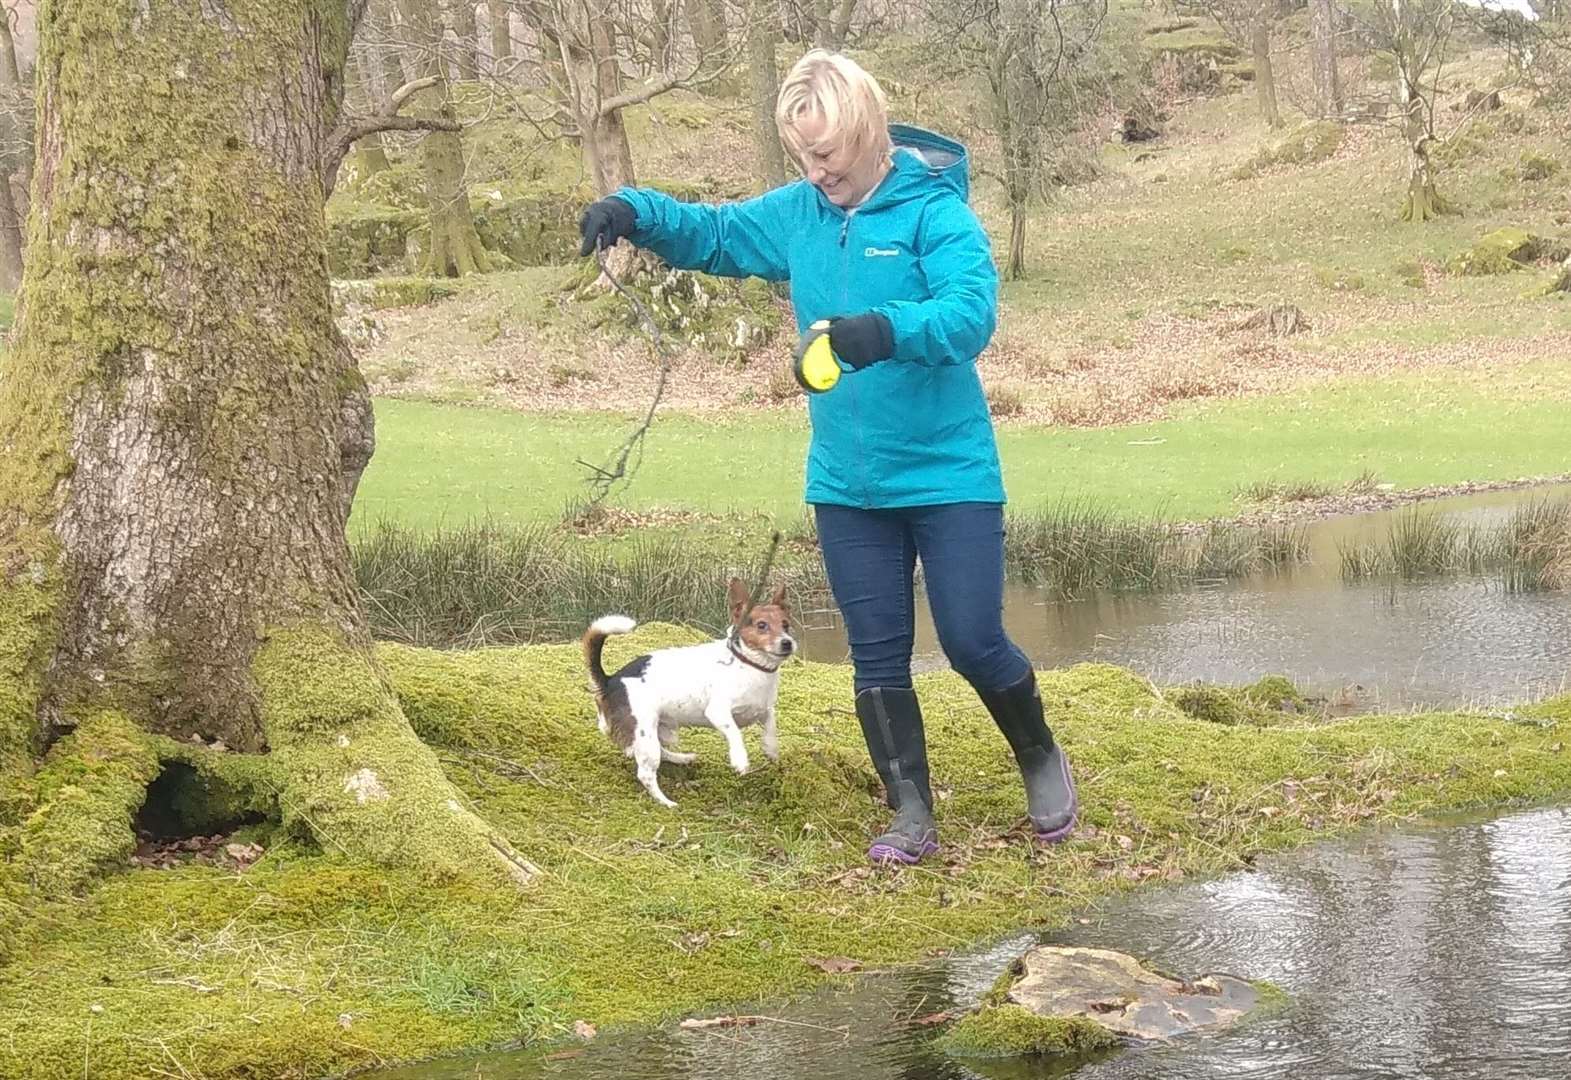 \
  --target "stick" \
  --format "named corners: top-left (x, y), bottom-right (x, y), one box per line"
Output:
top-left (580, 245), bottom-right (677, 505)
